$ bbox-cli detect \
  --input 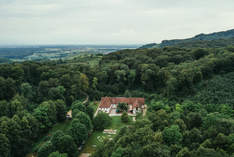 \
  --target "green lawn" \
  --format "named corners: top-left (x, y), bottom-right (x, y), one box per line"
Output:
top-left (108, 116), bottom-right (132, 129)
top-left (81, 116), bottom-right (132, 154)
top-left (28, 111), bottom-right (138, 156)
top-left (81, 131), bottom-right (115, 153)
